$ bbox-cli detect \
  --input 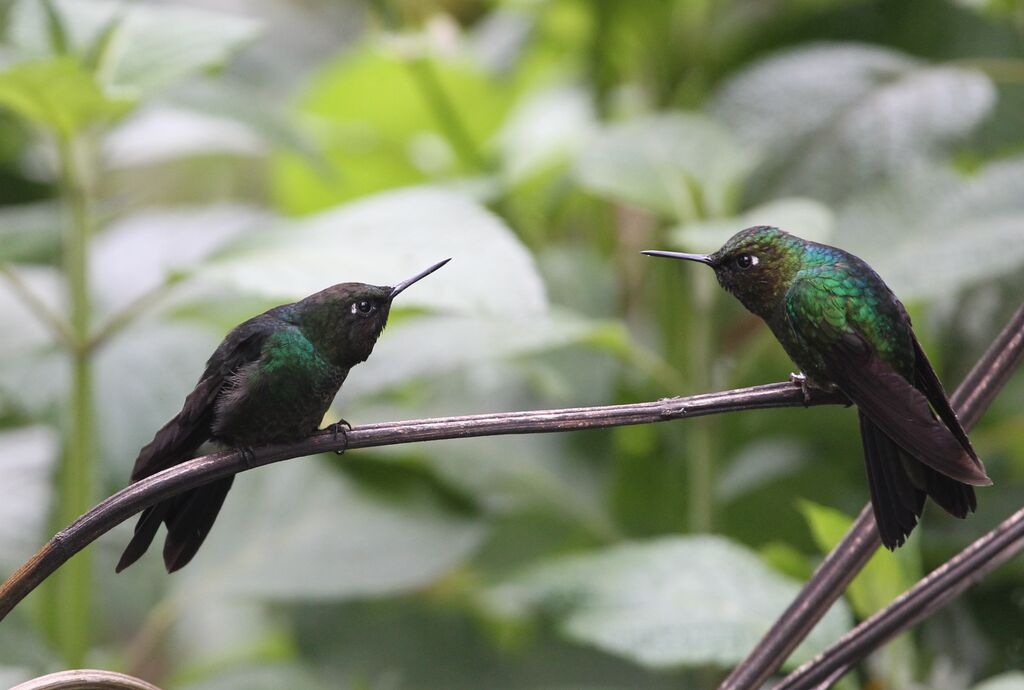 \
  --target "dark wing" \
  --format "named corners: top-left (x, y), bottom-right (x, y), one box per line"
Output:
top-left (115, 317), bottom-right (275, 573)
top-left (823, 330), bottom-right (990, 487)
top-left (784, 279), bottom-right (990, 487)
top-left (907, 325), bottom-right (982, 469)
